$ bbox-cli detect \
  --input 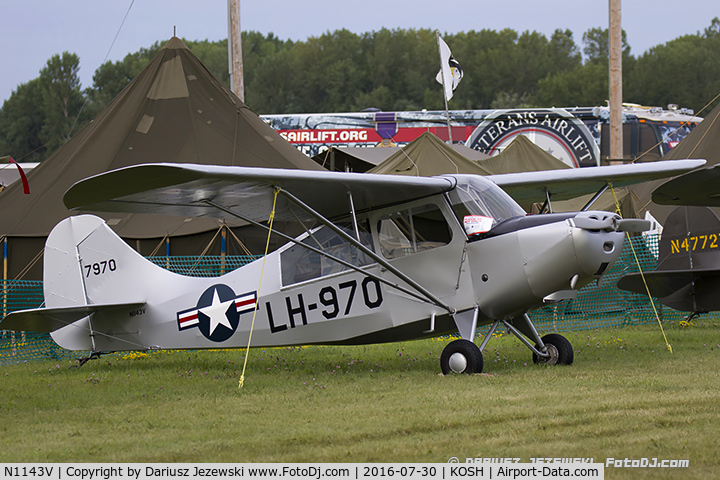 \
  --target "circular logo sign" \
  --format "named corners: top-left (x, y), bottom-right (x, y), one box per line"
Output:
top-left (466, 109), bottom-right (600, 167)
